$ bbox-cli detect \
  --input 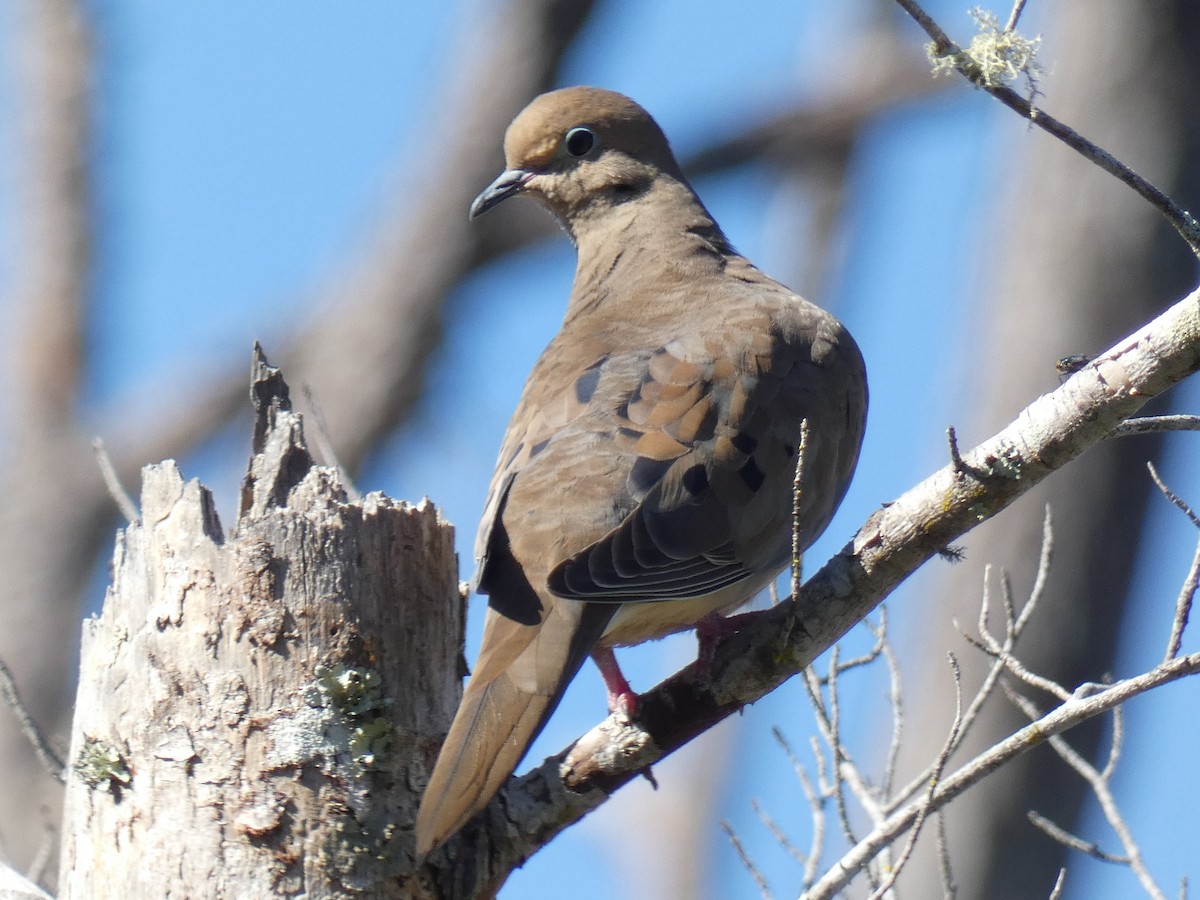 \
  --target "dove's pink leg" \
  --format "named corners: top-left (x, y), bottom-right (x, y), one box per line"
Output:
top-left (592, 646), bottom-right (639, 718)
